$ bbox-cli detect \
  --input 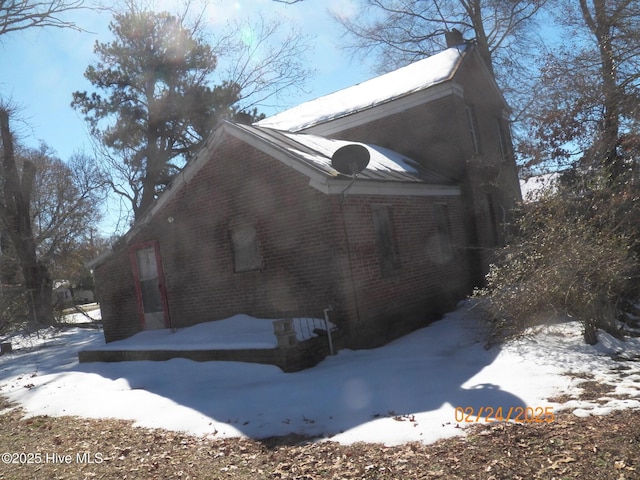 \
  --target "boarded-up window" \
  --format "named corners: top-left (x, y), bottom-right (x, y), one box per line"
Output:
top-left (231, 225), bottom-right (262, 273)
top-left (434, 203), bottom-right (452, 257)
top-left (371, 205), bottom-right (400, 276)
